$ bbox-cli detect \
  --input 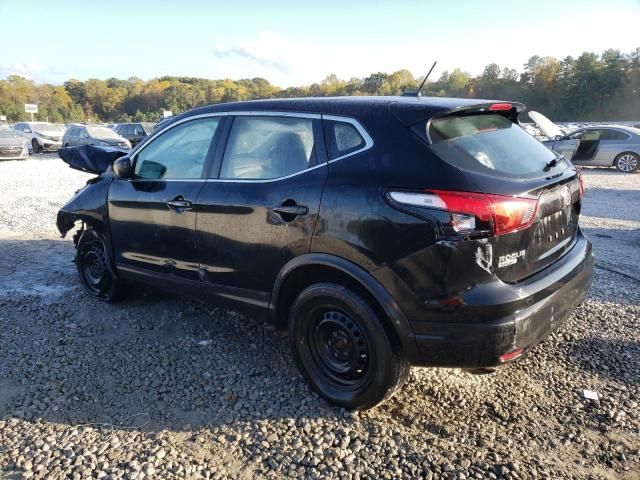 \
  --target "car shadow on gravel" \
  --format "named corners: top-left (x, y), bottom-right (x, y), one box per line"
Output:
top-left (565, 338), bottom-right (639, 385)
